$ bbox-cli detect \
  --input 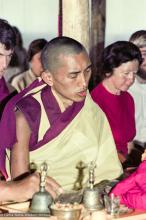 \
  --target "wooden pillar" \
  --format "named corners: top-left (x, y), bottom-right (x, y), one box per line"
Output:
top-left (62, 0), bottom-right (90, 52)
top-left (90, 0), bottom-right (105, 89)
